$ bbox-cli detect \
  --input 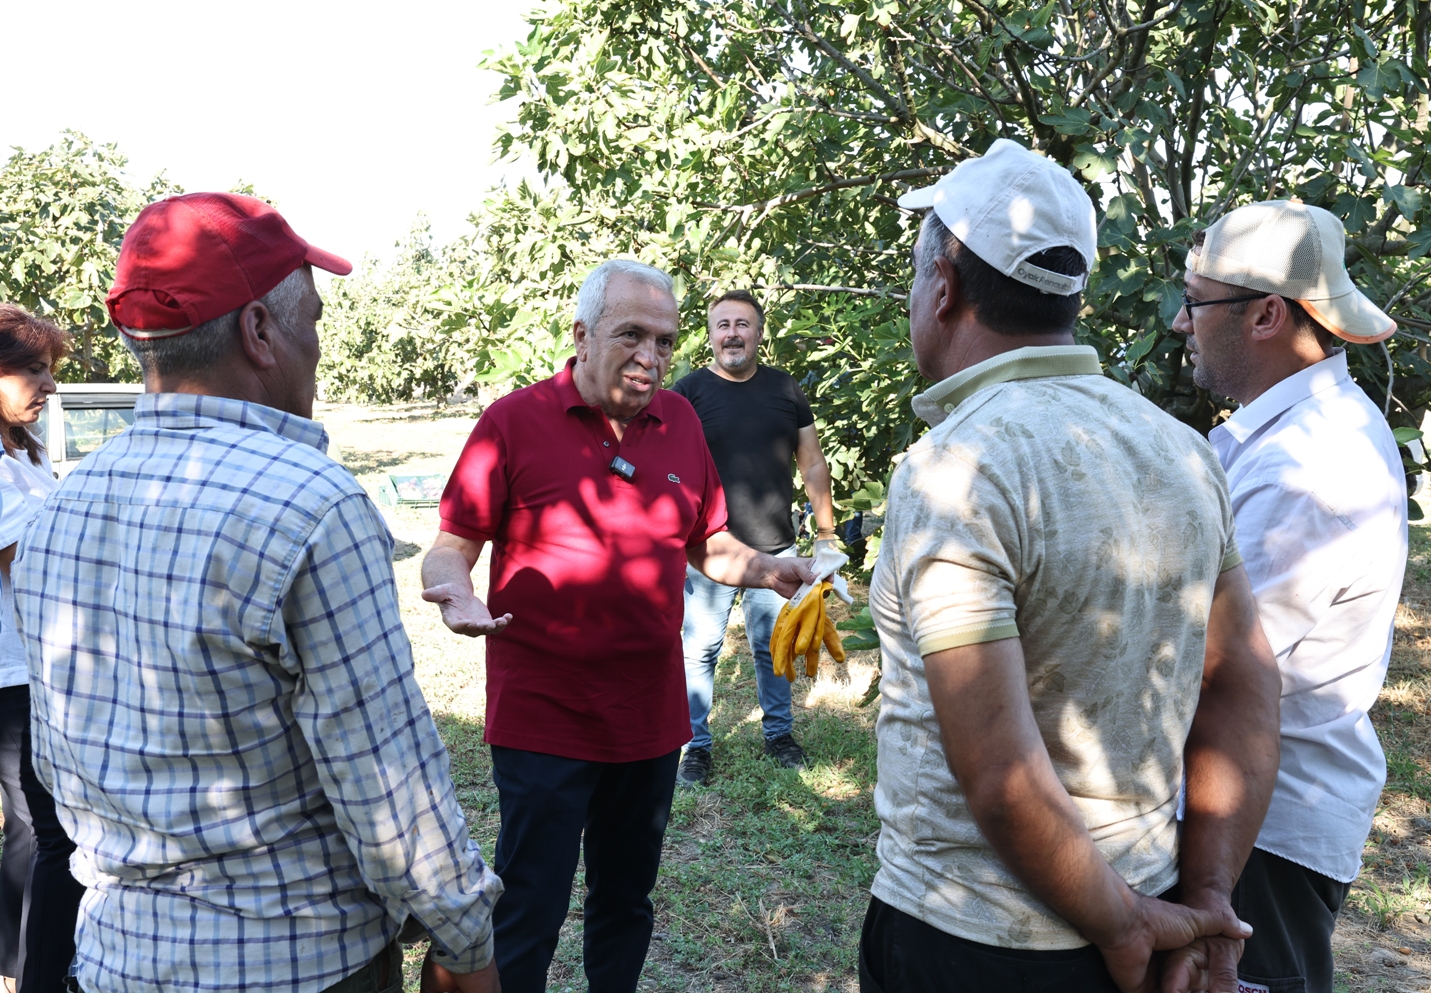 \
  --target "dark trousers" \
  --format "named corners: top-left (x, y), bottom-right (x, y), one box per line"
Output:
top-left (858, 895), bottom-right (1121, 992)
top-left (1231, 847), bottom-right (1349, 993)
top-left (0, 684), bottom-right (33, 980)
top-left (318, 941), bottom-right (402, 993)
top-left (19, 720), bottom-right (83, 993)
top-left (0, 685), bottom-right (85, 993)
top-left (489, 745), bottom-right (679, 993)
